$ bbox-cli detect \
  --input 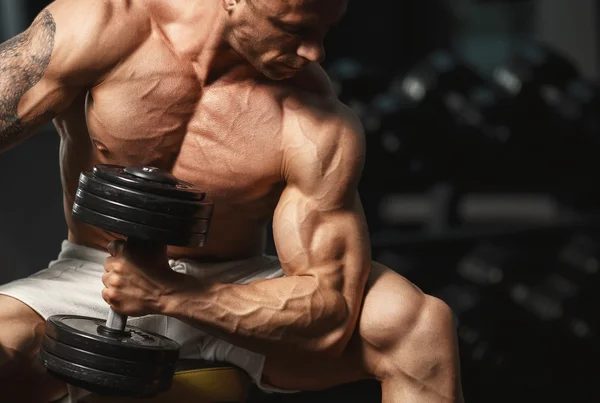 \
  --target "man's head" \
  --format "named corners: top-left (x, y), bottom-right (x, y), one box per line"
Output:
top-left (221, 0), bottom-right (348, 80)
